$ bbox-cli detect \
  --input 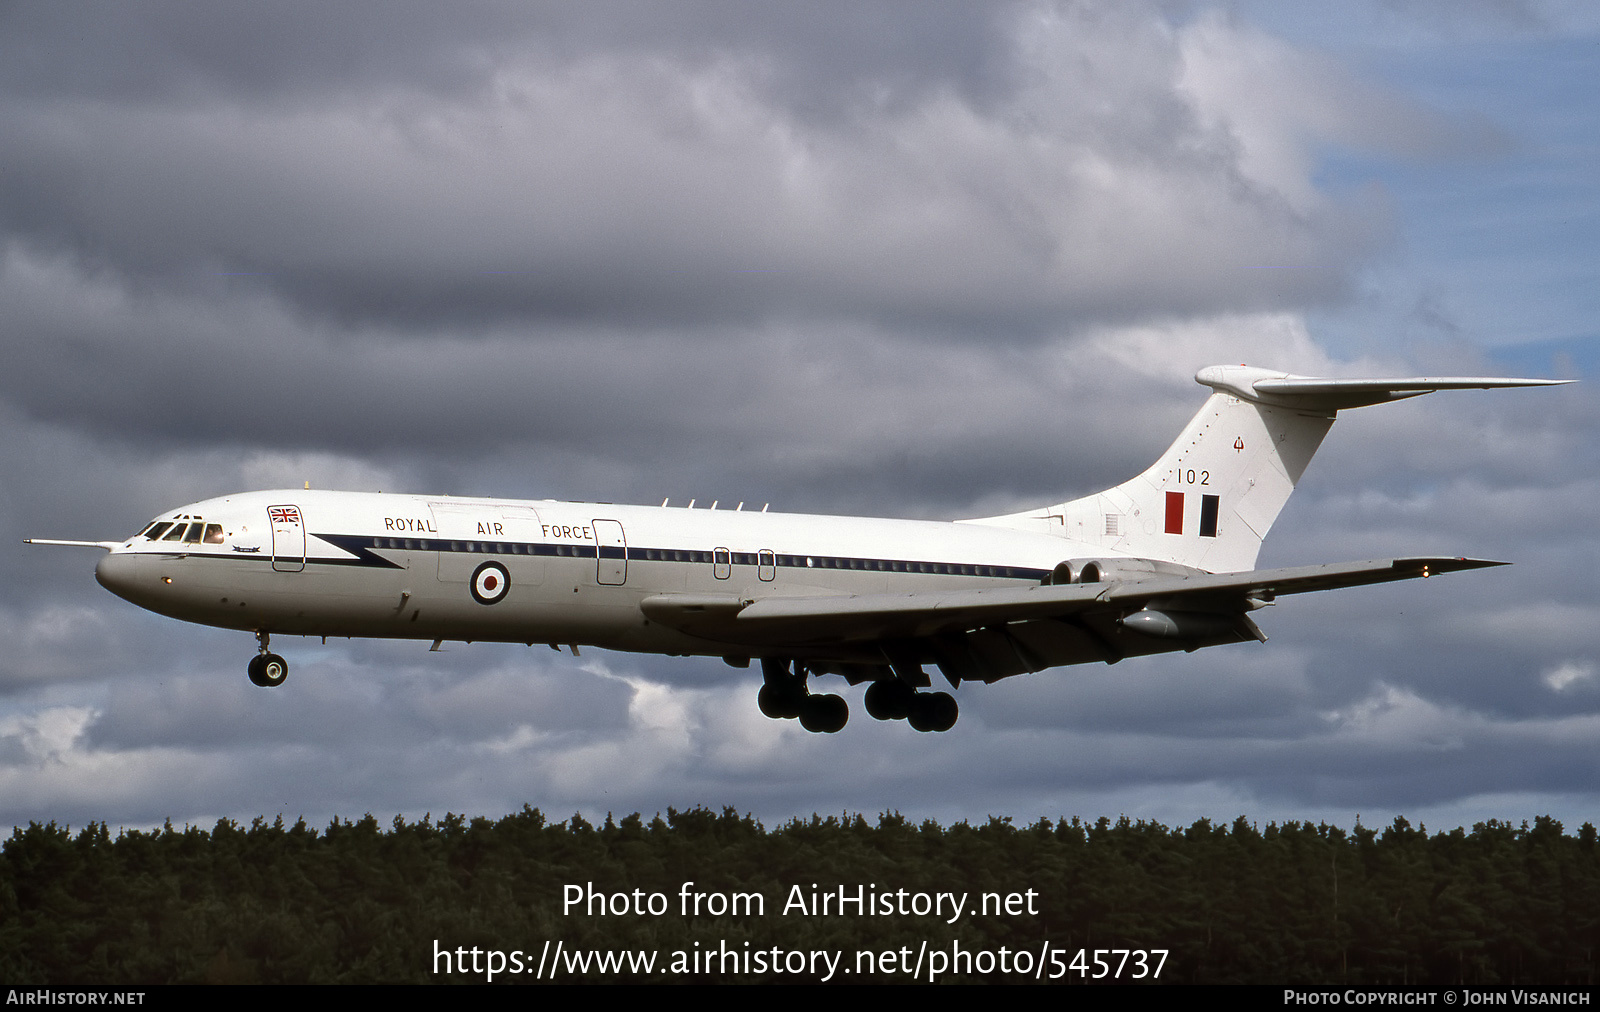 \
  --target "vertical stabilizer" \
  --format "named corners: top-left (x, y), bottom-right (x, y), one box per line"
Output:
top-left (1064, 368), bottom-right (1335, 572)
top-left (964, 365), bottom-right (1568, 573)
